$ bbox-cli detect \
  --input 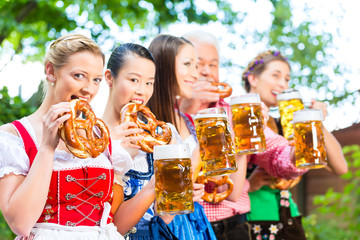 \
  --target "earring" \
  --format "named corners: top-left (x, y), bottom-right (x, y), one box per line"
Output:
top-left (48, 75), bottom-right (56, 86)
